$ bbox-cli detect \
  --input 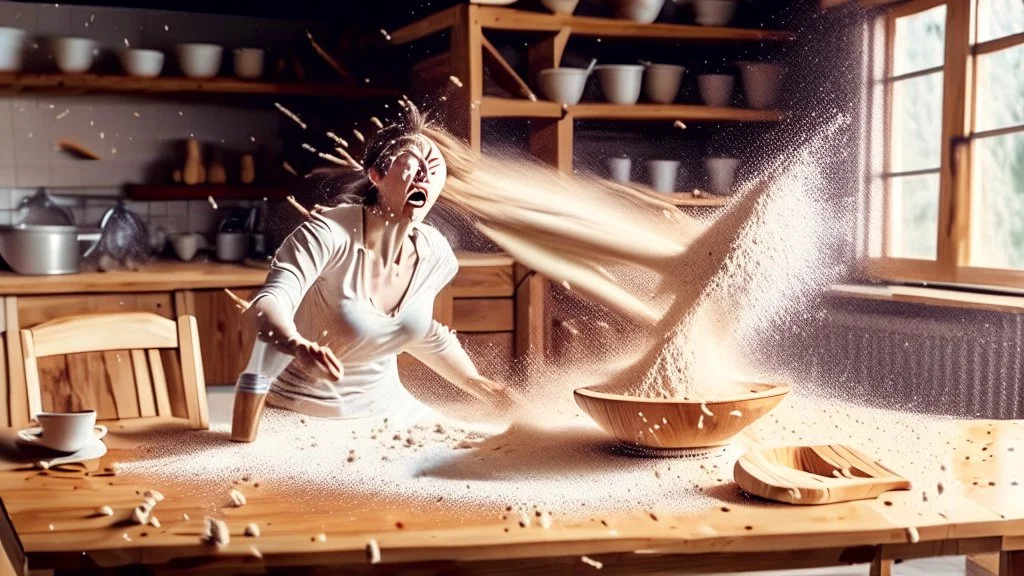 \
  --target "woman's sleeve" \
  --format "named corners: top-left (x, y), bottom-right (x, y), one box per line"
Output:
top-left (250, 213), bottom-right (346, 336)
top-left (403, 233), bottom-right (481, 386)
top-left (242, 213), bottom-right (347, 381)
top-left (404, 320), bottom-right (481, 386)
